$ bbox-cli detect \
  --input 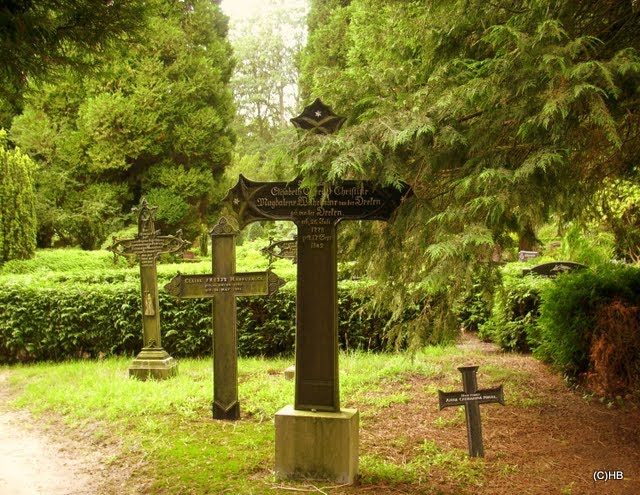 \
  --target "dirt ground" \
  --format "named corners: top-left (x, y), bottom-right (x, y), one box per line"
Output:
top-left (1, 336), bottom-right (638, 495)
top-left (349, 333), bottom-right (640, 495)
